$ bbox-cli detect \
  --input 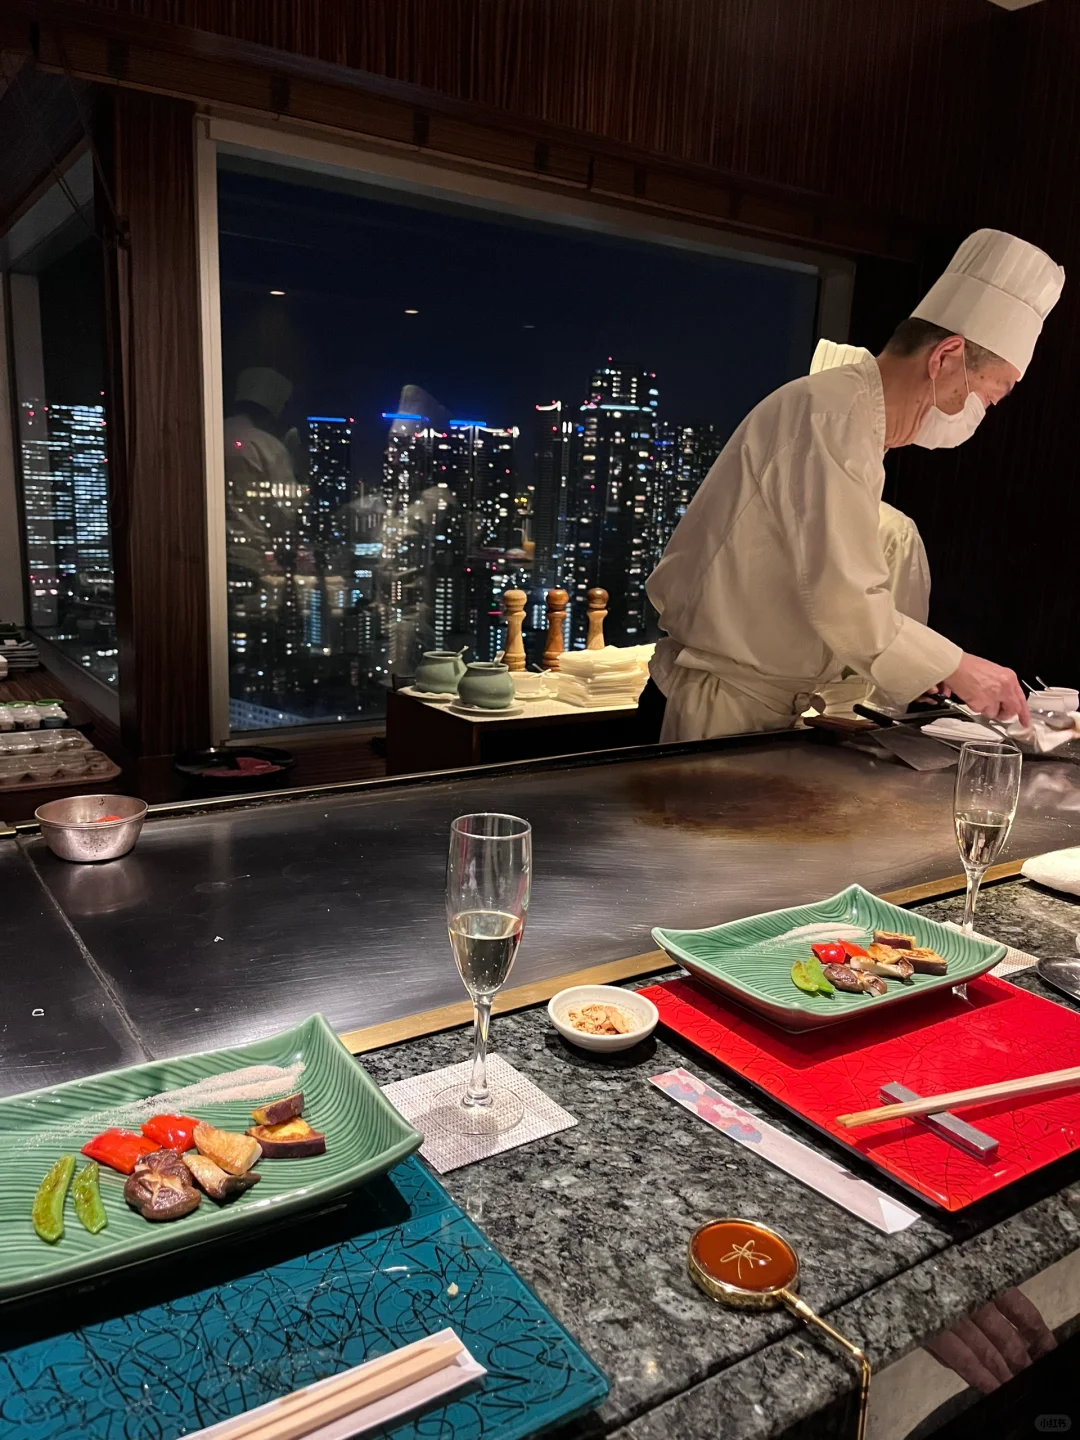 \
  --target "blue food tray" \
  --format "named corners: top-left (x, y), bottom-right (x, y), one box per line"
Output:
top-left (0, 1156), bottom-right (607, 1438)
